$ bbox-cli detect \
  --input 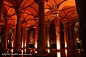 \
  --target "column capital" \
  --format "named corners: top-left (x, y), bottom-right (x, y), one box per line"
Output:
top-left (68, 22), bottom-right (72, 26)
top-left (46, 22), bottom-right (50, 27)
top-left (34, 0), bottom-right (45, 4)
top-left (62, 19), bottom-right (67, 24)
